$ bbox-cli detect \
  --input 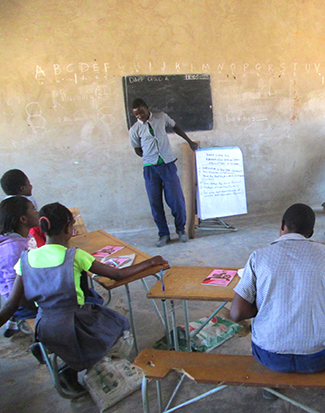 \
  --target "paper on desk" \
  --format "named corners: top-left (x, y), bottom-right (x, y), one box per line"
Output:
top-left (92, 254), bottom-right (136, 279)
top-left (237, 268), bottom-right (244, 278)
top-left (100, 253), bottom-right (136, 269)
top-left (92, 245), bottom-right (124, 258)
